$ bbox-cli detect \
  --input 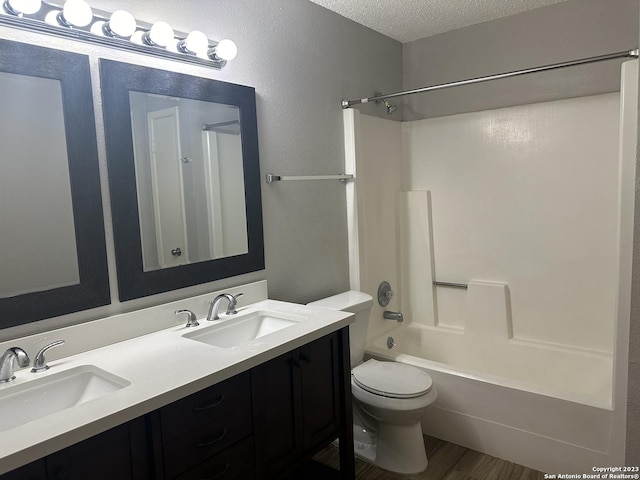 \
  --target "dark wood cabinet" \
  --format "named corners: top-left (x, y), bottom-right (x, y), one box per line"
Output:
top-left (0, 460), bottom-right (46, 480)
top-left (1, 418), bottom-right (150, 480)
top-left (251, 349), bottom-right (304, 477)
top-left (155, 372), bottom-right (253, 479)
top-left (46, 418), bottom-right (150, 480)
top-left (0, 328), bottom-right (354, 480)
top-left (300, 333), bottom-right (342, 451)
top-left (252, 331), bottom-right (345, 479)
